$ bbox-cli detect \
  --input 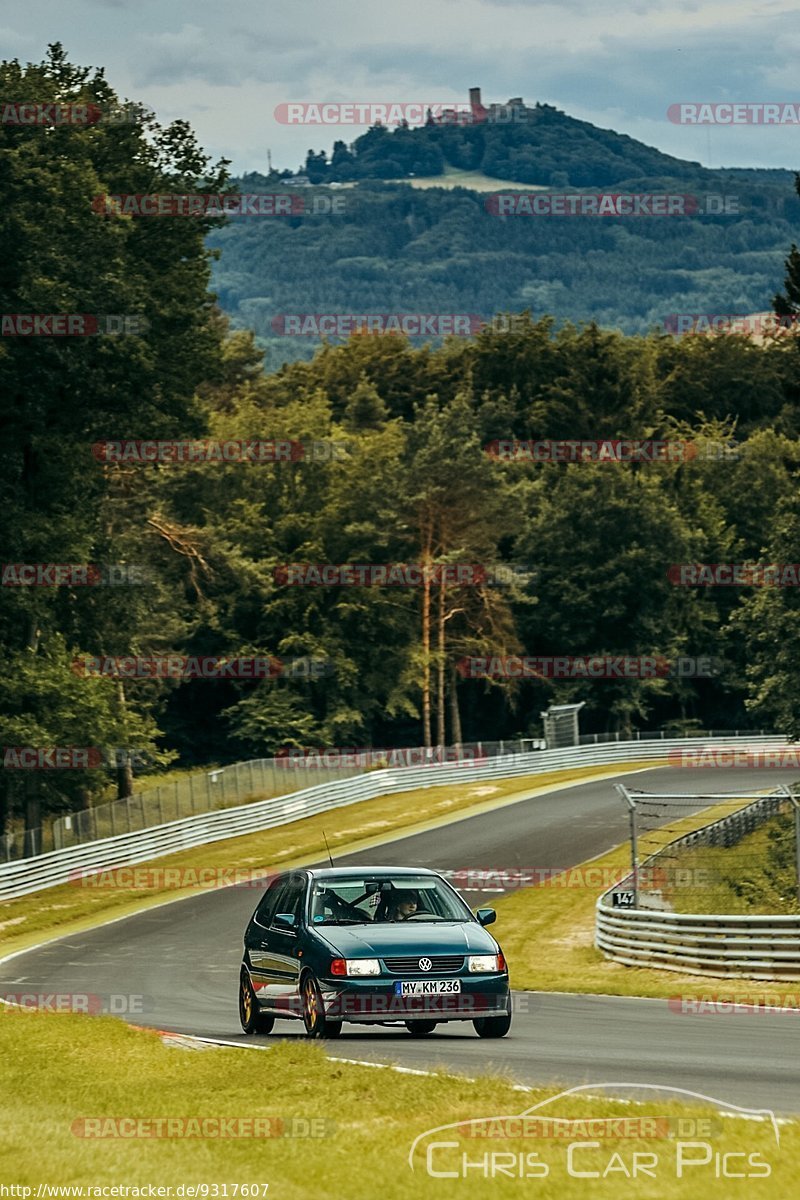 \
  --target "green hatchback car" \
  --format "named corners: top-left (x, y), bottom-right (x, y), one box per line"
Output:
top-left (239, 865), bottom-right (512, 1038)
